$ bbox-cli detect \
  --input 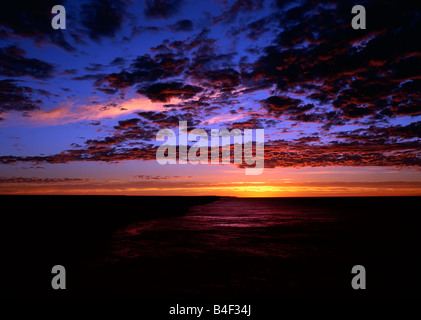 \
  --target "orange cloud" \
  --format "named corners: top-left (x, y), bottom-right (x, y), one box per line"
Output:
top-left (5, 97), bottom-right (177, 126)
